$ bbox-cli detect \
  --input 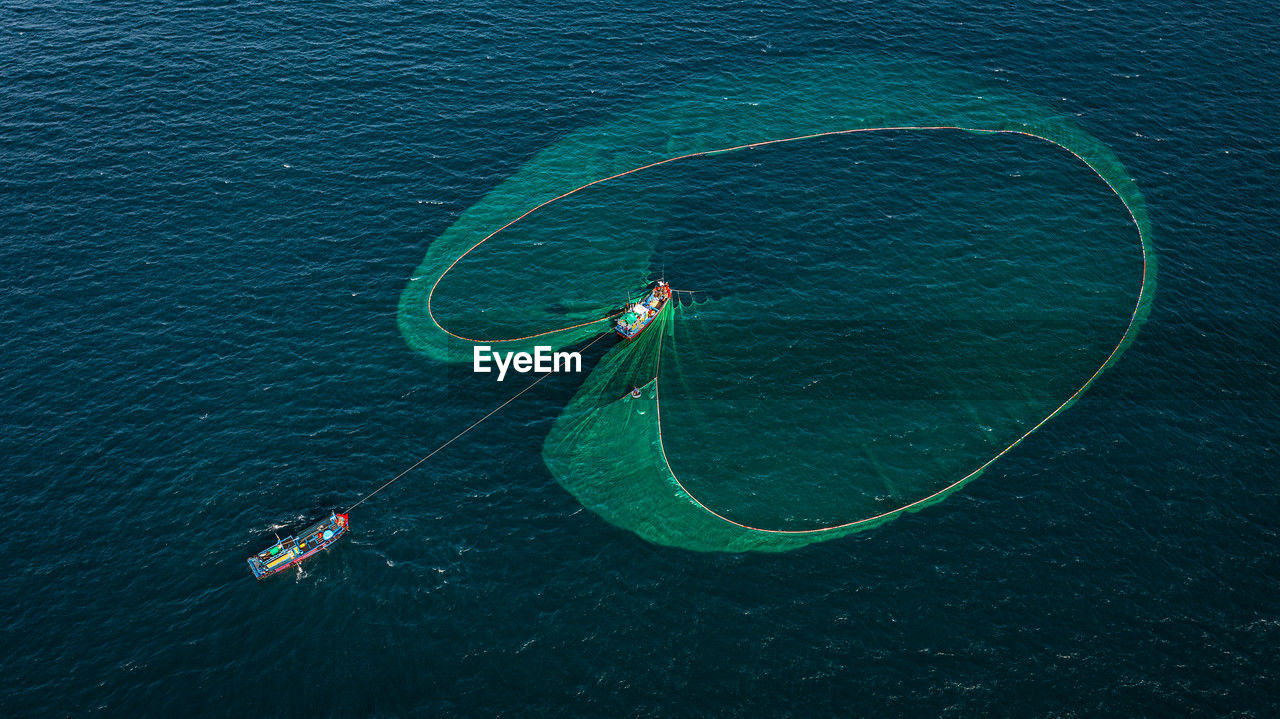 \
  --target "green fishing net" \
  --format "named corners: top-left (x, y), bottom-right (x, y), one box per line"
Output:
top-left (398, 59), bottom-right (1155, 552)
